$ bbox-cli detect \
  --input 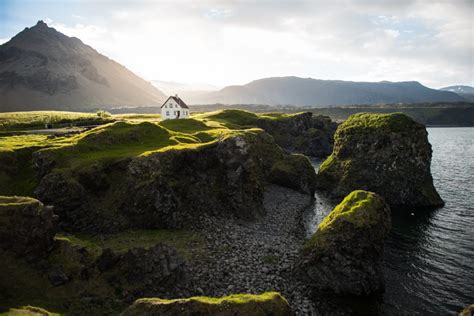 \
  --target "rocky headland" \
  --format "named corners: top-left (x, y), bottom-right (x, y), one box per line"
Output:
top-left (316, 112), bottom-right (444, 209)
